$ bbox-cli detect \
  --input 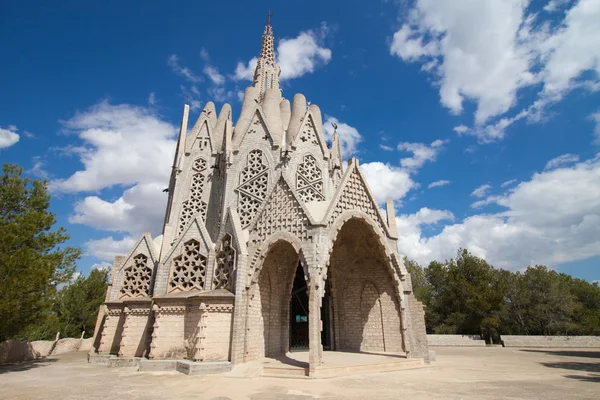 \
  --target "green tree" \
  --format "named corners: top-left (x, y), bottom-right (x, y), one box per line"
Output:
top-left (424, 250), bottom-right (508, 342)
top-left (0, 164), bottom-right (81, 341)
top-left (55, 268), bottom-right (109, 338)
top-left (404, 257), bottom-right (431, 304)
